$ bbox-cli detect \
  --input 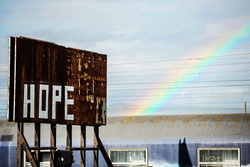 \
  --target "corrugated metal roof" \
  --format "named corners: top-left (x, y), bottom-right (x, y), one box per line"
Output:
top-left (100, 113), bottom-right (250, 144)
top-left (0, 113), bottom-right (249, 146)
